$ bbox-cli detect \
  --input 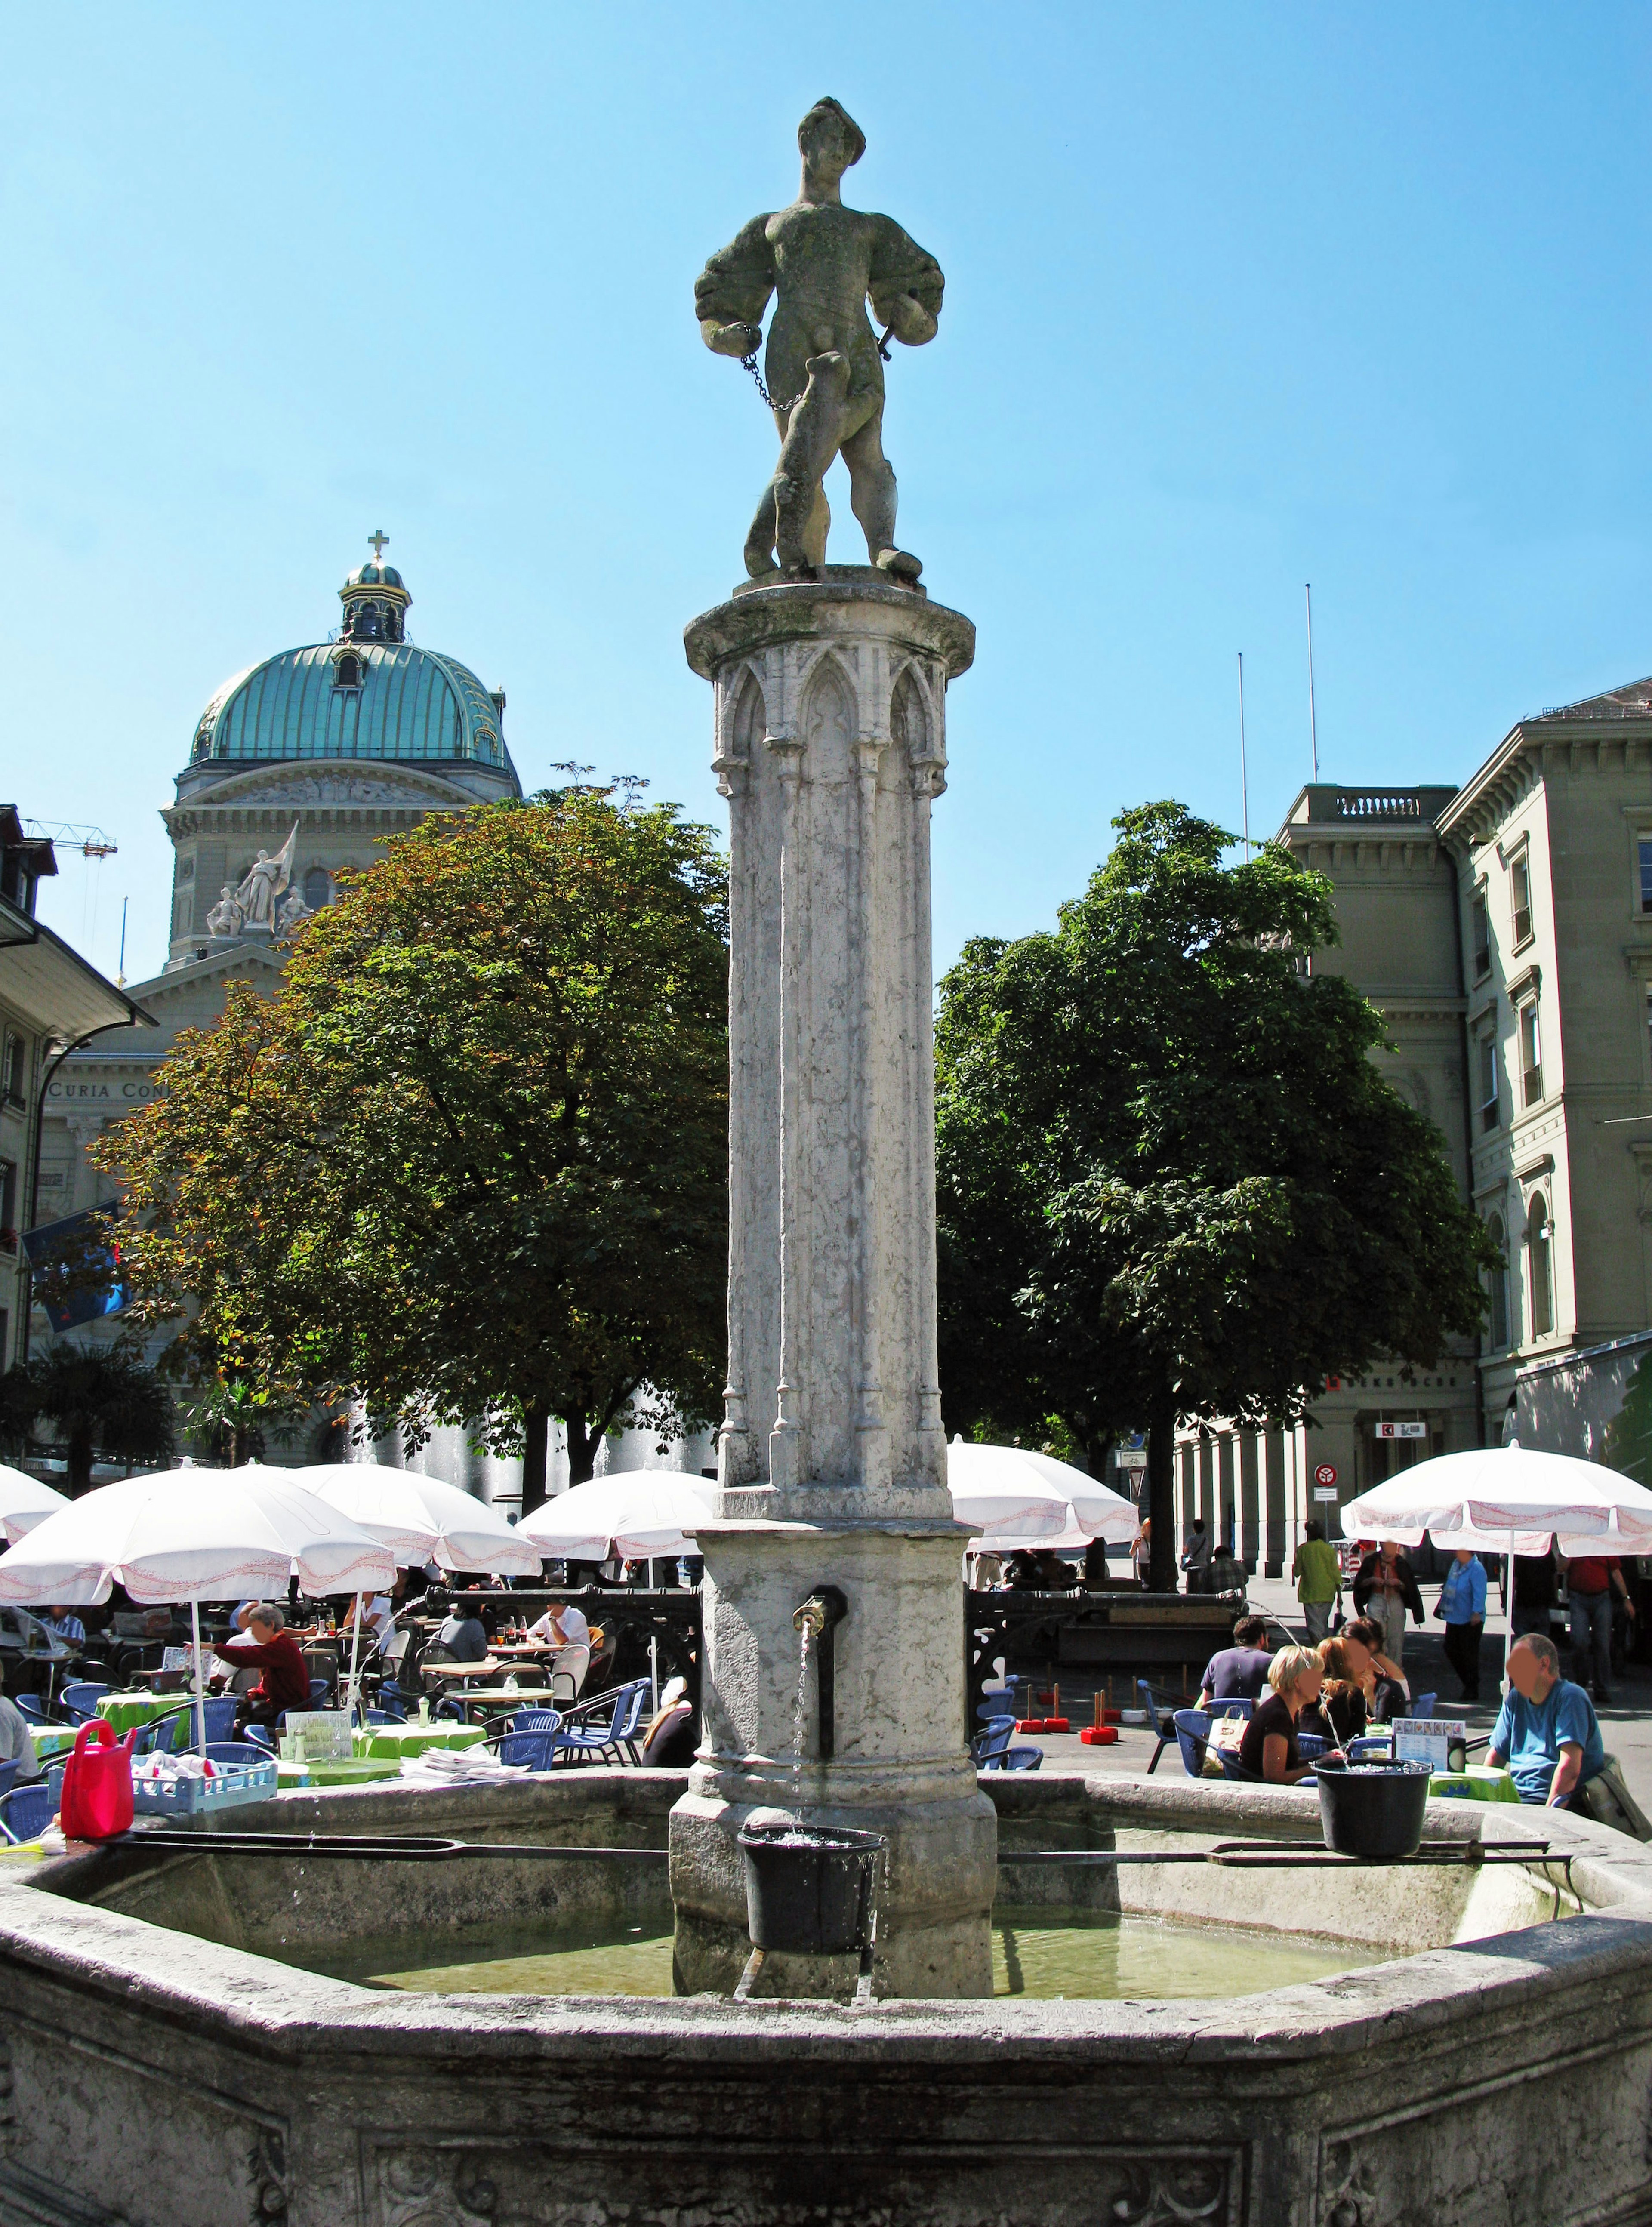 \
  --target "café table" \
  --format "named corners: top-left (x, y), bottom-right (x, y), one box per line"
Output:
top-left (94, 1691), bottom-right (196, 1749)
top-left (352, 1722), bottom-right (487, 1761)
top-left (30, 1727), bottom-right (77, 1763)
top-left (276, 1756), bottom-right (401, 1790)
top-left (1428, 1764), bottom-right (1521, 1804)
